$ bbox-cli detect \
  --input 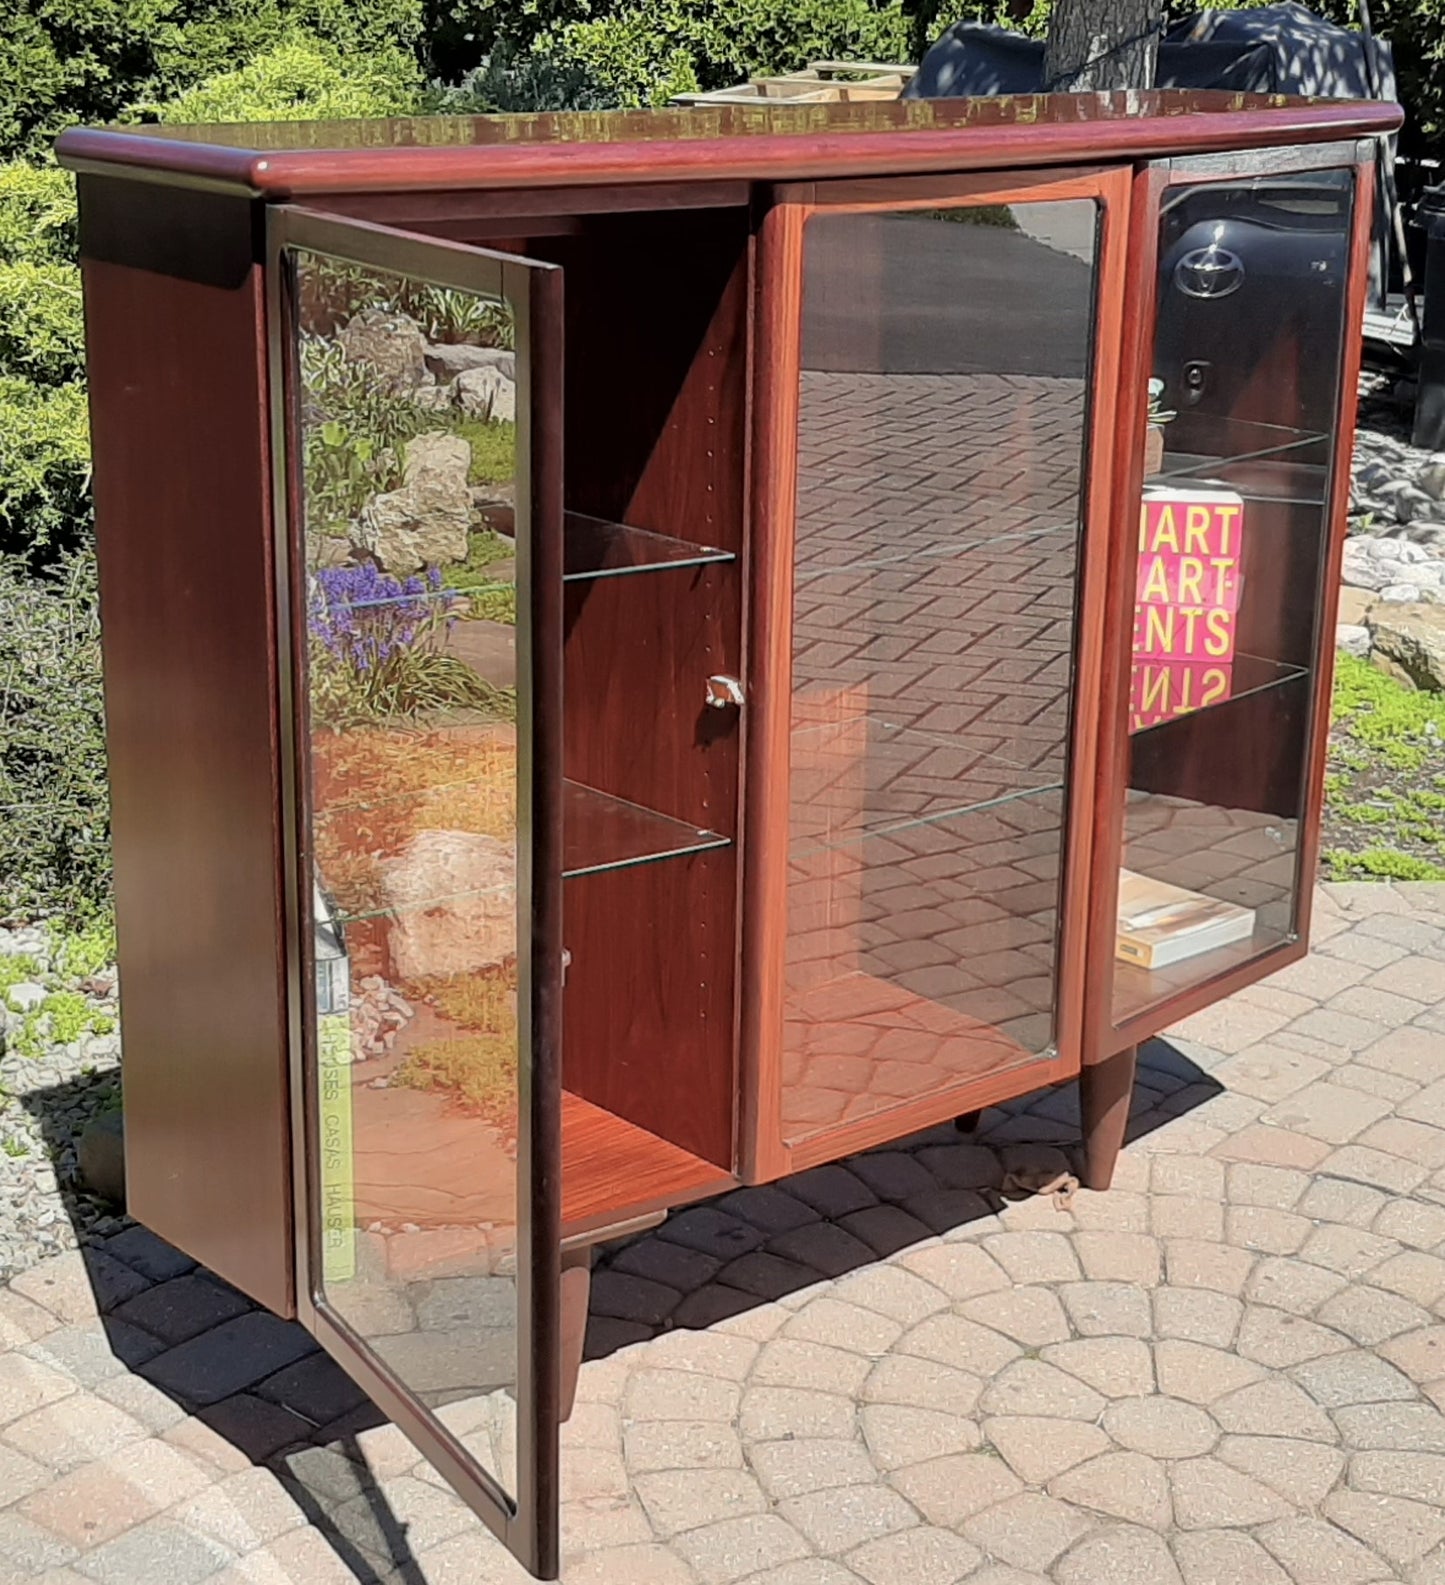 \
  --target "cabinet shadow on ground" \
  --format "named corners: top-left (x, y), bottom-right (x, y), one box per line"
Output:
top-left (20, 1035), bottom-right (1218, 1584)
